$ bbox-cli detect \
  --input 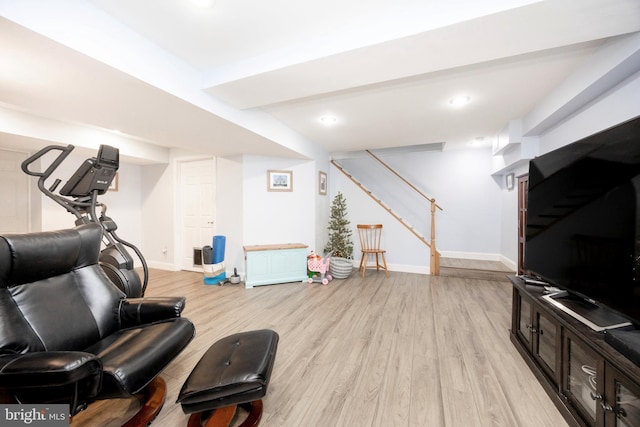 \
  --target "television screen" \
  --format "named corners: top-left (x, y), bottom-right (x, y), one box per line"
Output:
top-left (524, 116), bottom-right (640, 324)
